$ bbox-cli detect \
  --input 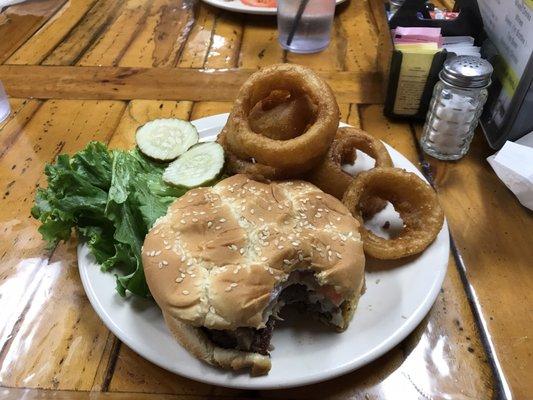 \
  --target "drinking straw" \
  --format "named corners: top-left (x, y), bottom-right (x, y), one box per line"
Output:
top-left (286, 0), bottom-right (310, 46)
